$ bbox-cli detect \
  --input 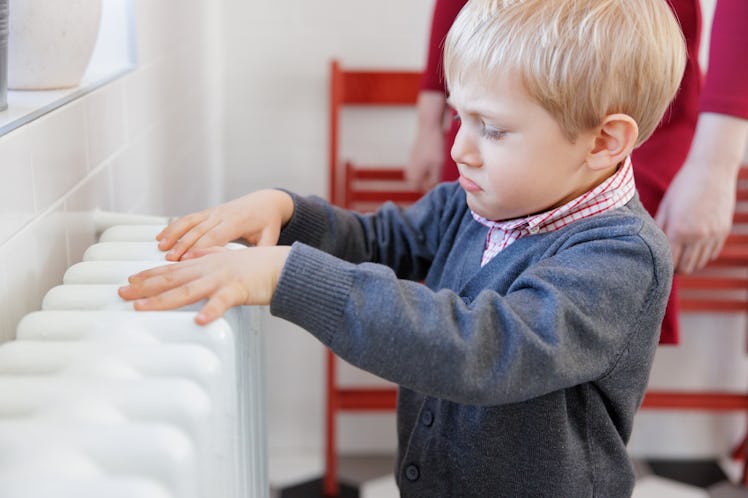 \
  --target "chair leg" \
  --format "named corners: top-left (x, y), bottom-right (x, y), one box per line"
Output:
top-left (324, 349), bottom-right (339, 497)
